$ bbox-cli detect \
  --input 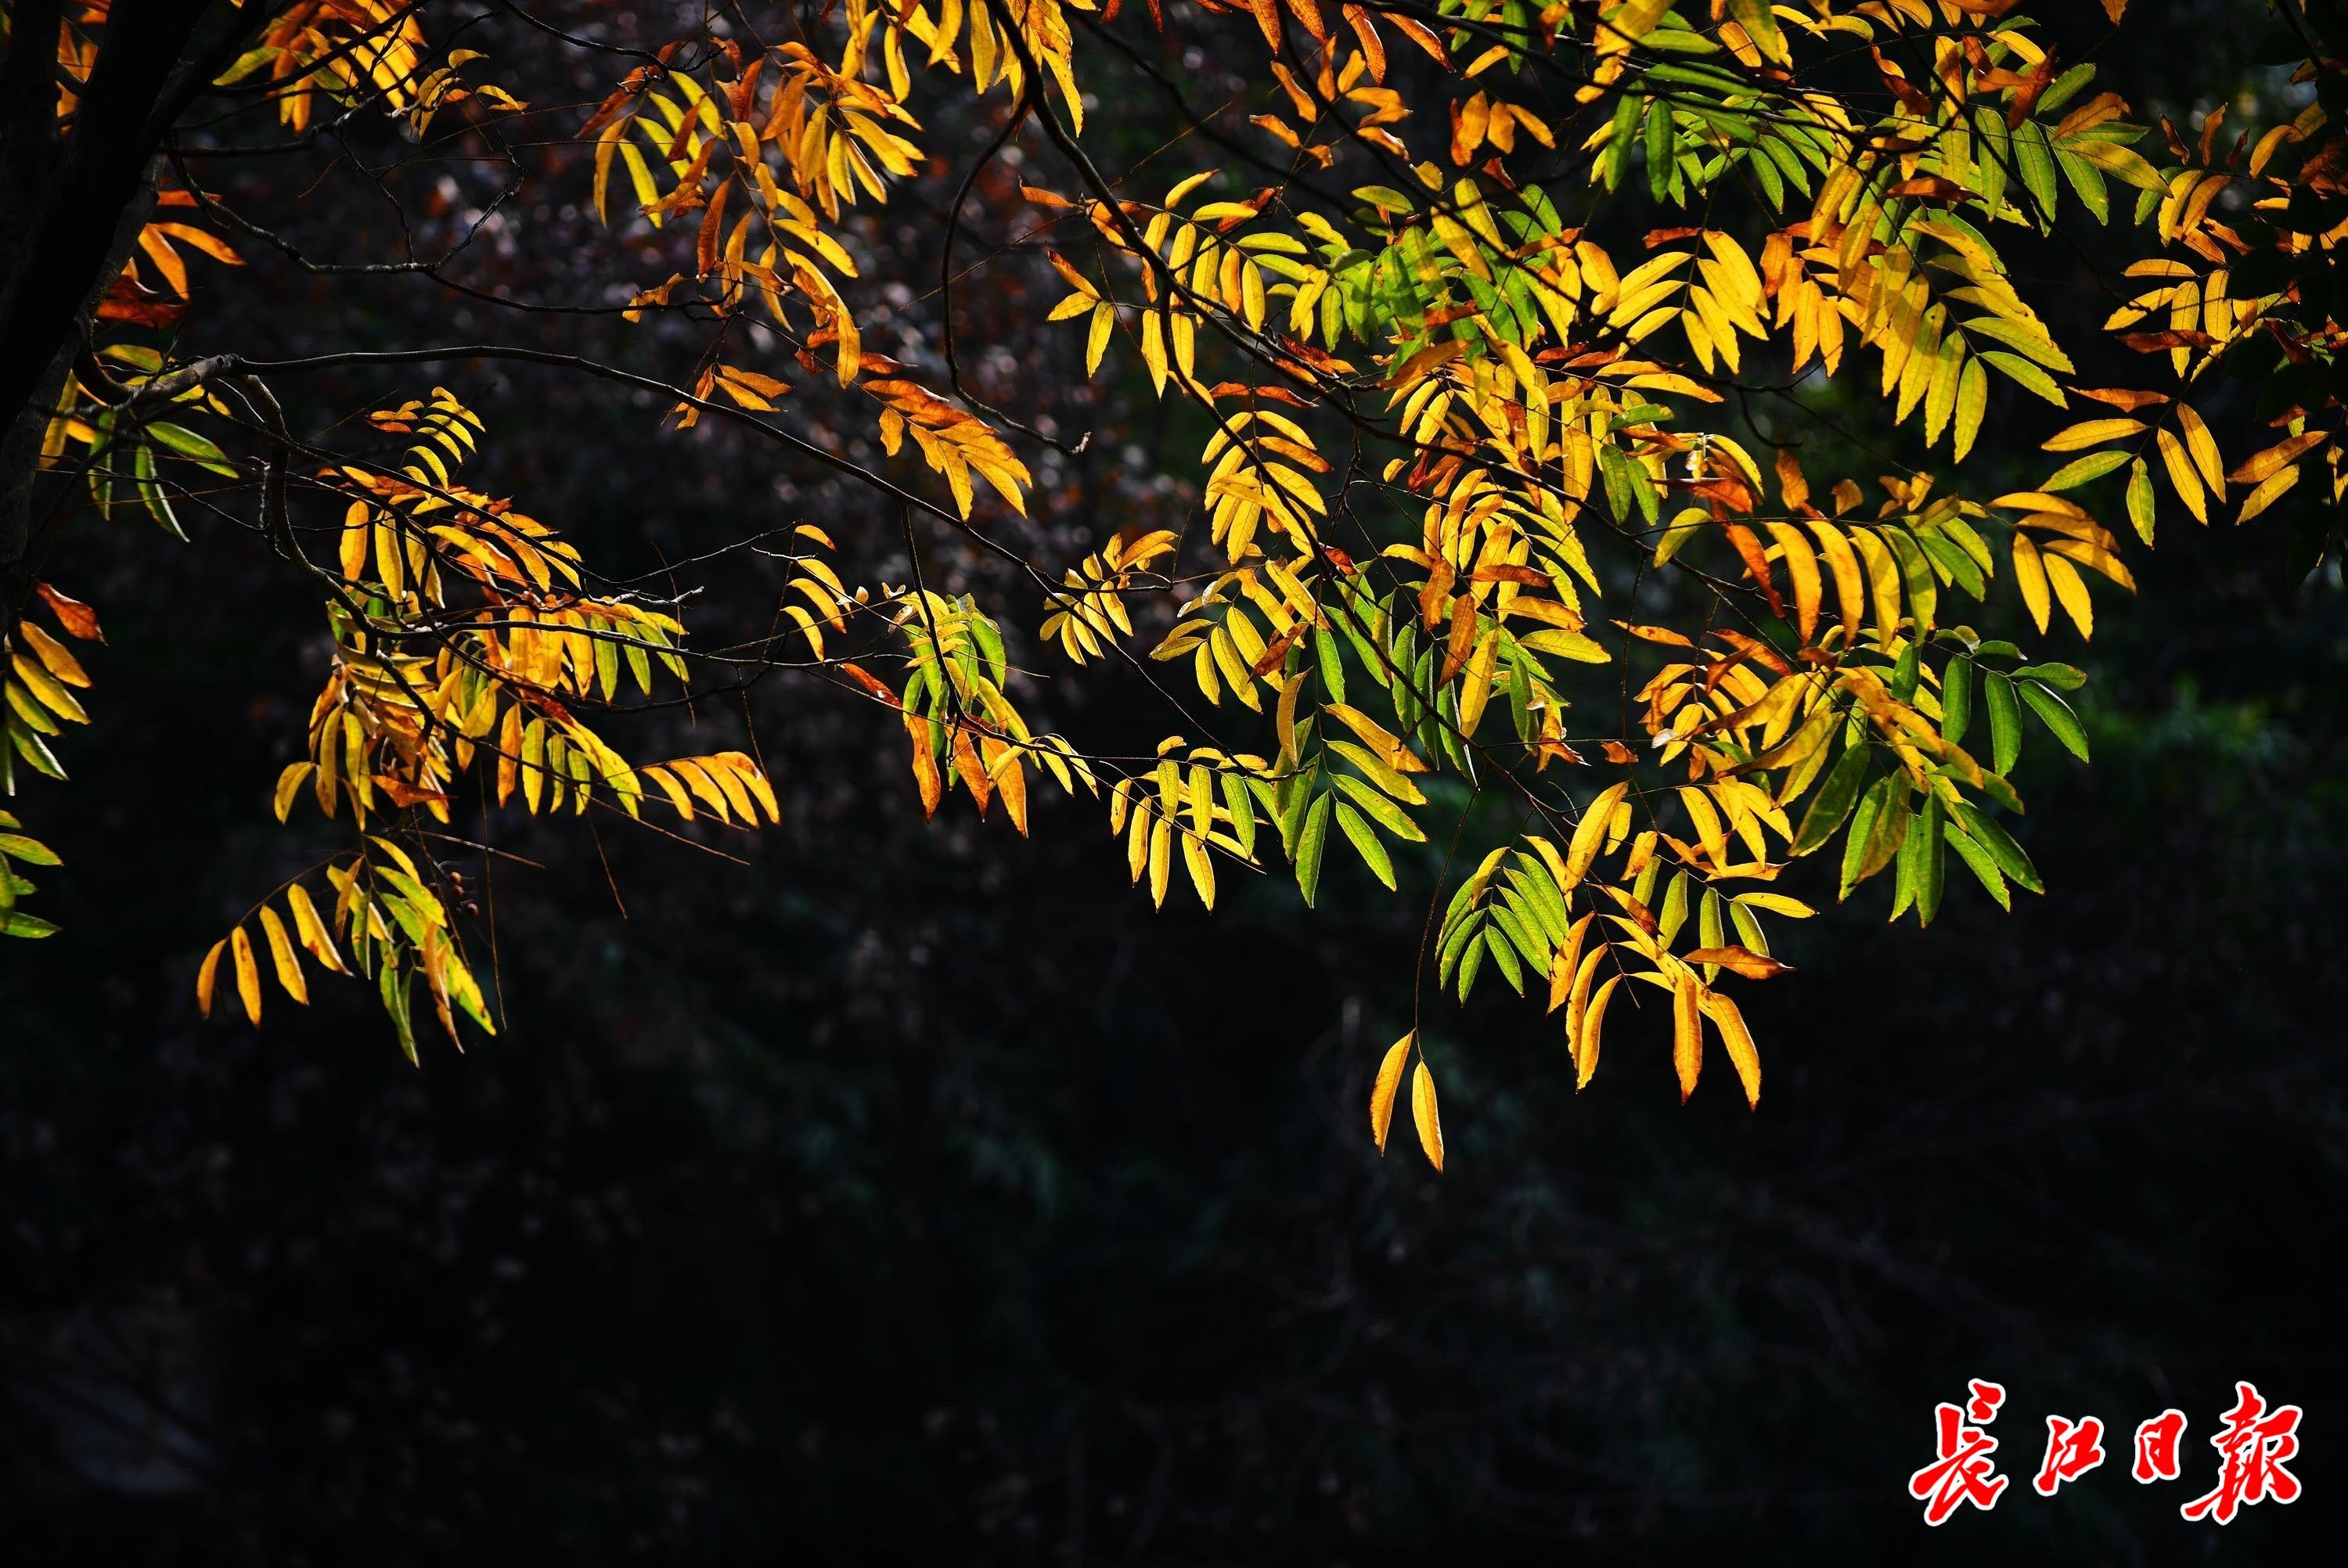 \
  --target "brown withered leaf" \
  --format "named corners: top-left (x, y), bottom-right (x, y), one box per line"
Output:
top-left (1685, 945), bottom-right (1794, 980)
